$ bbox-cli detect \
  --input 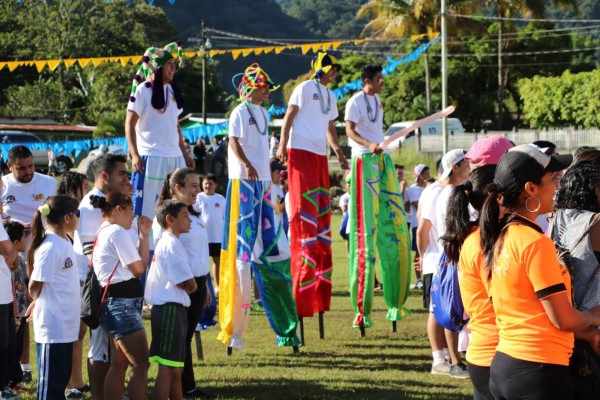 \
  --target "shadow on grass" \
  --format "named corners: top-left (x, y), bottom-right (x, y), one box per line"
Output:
top-left (207, 377), bottom-right (471, 400)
